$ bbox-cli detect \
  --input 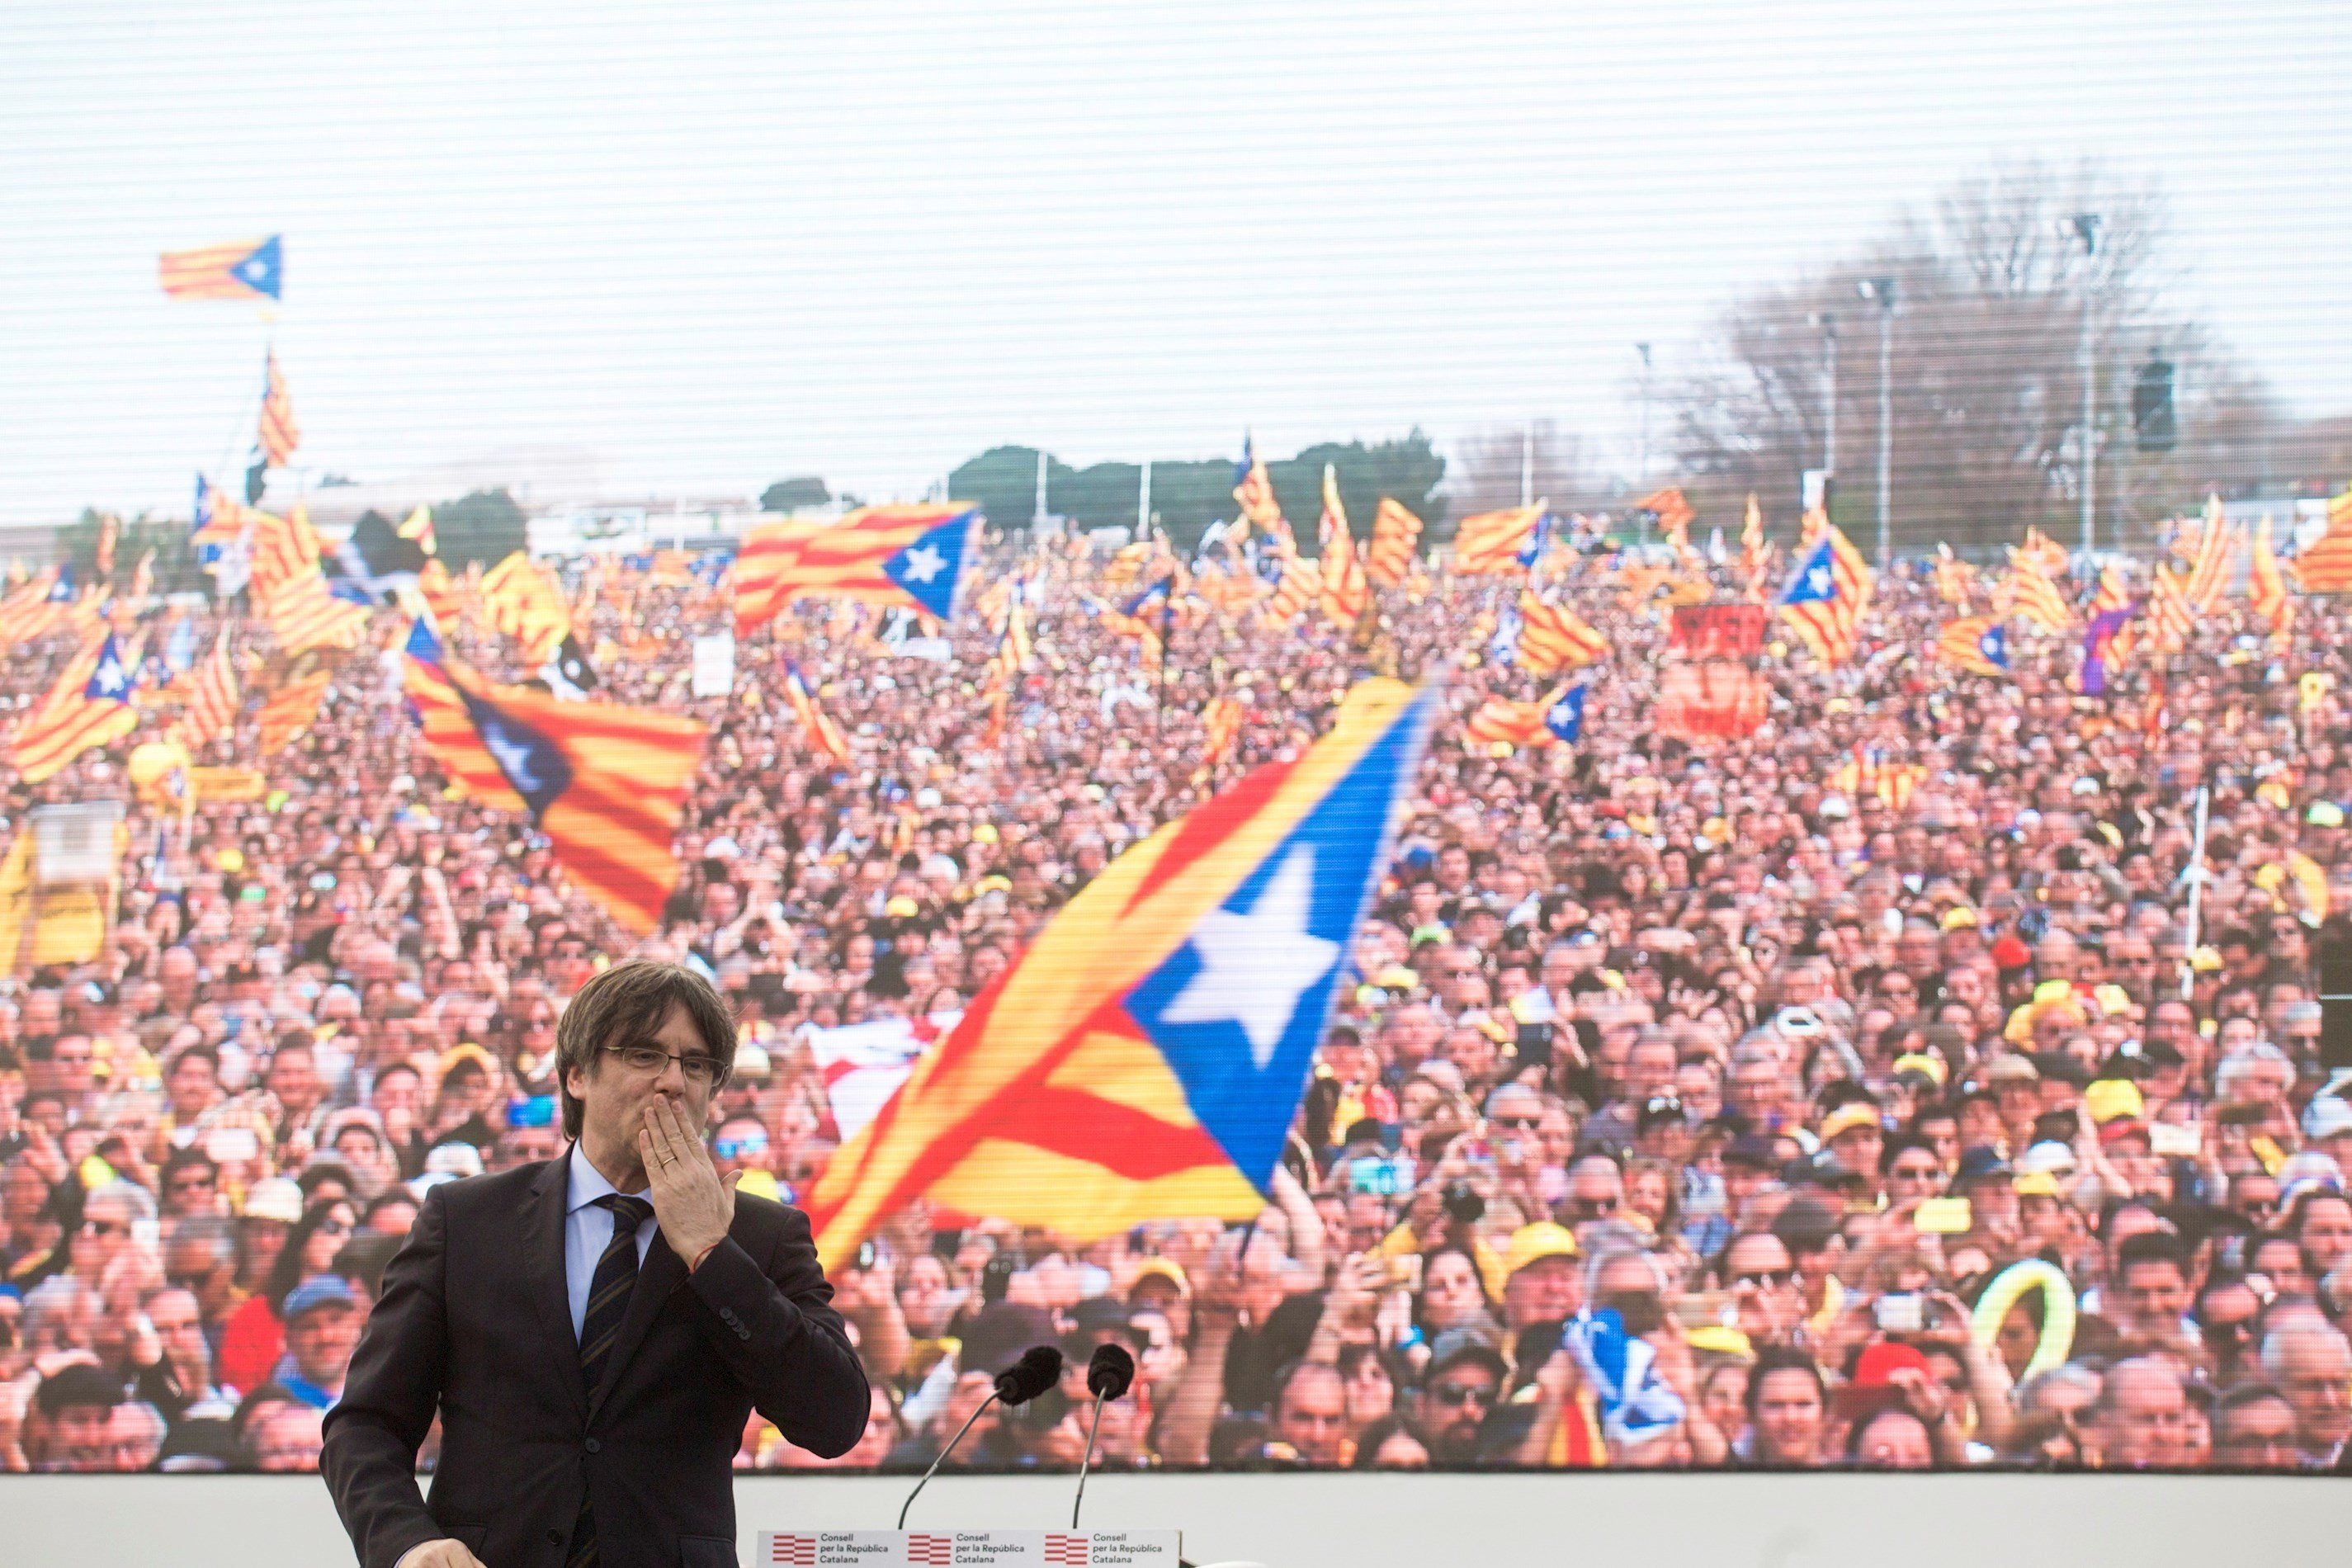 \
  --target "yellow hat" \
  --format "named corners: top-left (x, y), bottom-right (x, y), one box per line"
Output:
top-left (437, 1042), bottom-right (496, 1080)
top-left (2092, 983), bottom-right (2134, 1018)
top-left (1504, 1221), bottom-right (1580, 1275)
top-left (2013, 1172), bottom-right (2062, 1199)
top-left (2082, 1079), bottom-right (2146, 1126)
top-left (884, 895), bottom-right (920, 919)
top-left (2032, 979), bottom-right (2075, 1005)
top-left (1892, 1051), bottom-right (1948, 1088)
top-left (971, 823), bottom-right (1000, 845)
top-left (1939, 905), bottom-right (1980, 931)
top-left (2189, 946), bottom-right (2223, 973)
top-left (1131, 1258), bottom-right (1191, 1296)
top-left (1818, 1103), bottom-right (1883, 1143)
top-left (215, 848), bottom-right (245, 874)
top-left (1685, 1325), bottom-right (1755, 1359)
